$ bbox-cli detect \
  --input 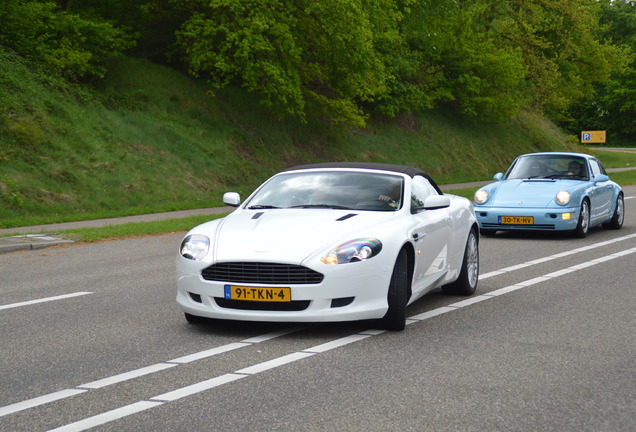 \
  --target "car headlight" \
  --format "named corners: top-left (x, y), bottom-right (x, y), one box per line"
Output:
top-left (474, 189), bottom-right (489, 204)
top-left (556, 190), bottom-right (571, 206)
top-left (321, 238), bottom-right (382, 265)
top-left (180, 234), bottom-right (210, 261)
